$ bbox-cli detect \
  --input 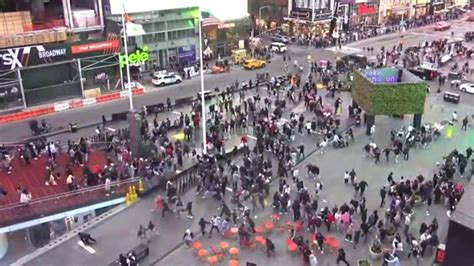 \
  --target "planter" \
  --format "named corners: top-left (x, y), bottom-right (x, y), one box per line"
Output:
top-left (386, 232), bottom-right (395, 240)
top-left (369, 245), bottom-right (383, 260)
top-left (358, 259), bottom-right (372, 266)
top-left (414, 195), bottom-right (422, 206)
